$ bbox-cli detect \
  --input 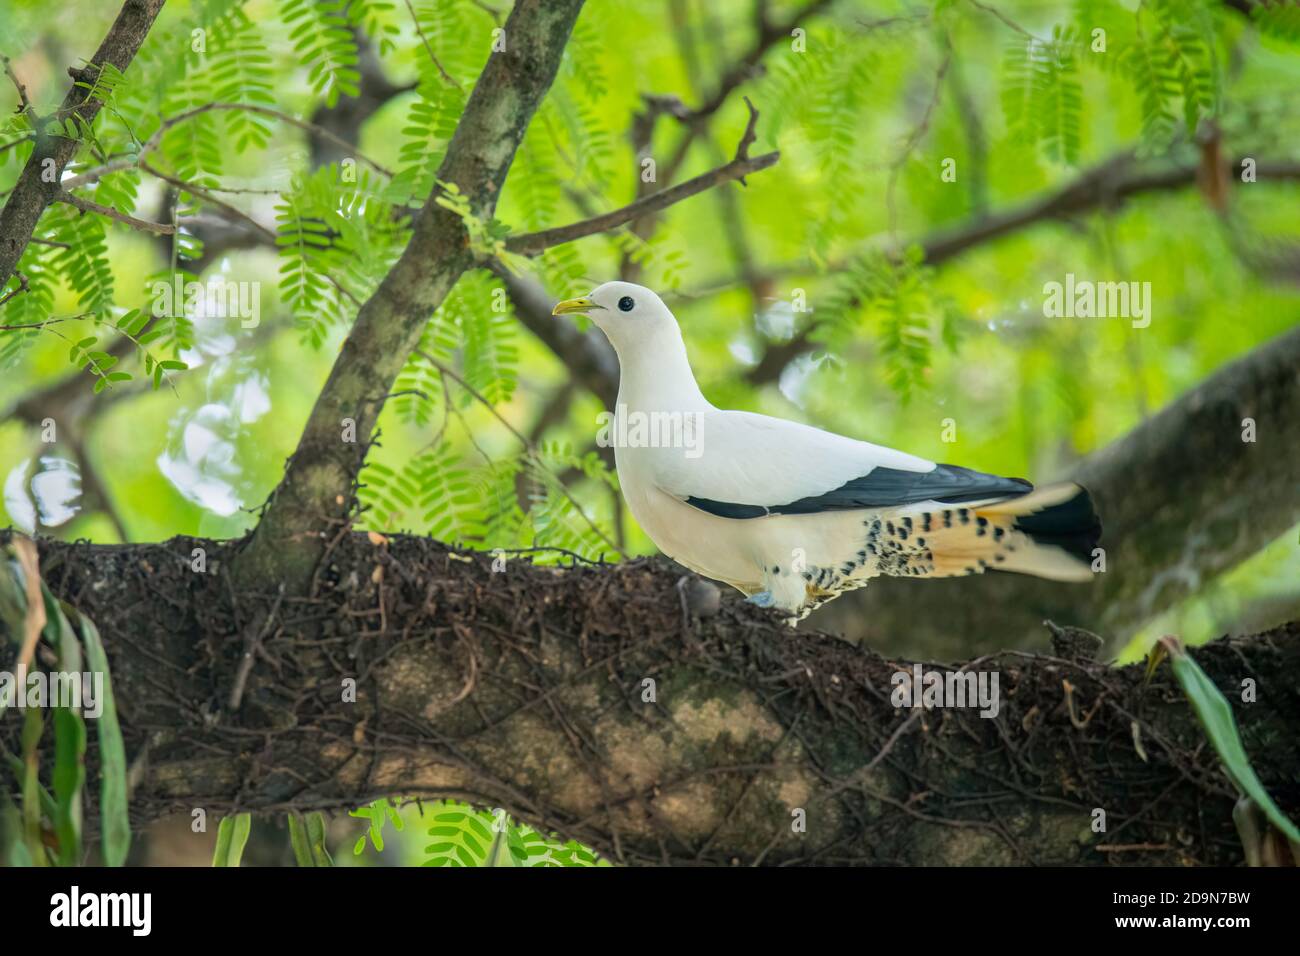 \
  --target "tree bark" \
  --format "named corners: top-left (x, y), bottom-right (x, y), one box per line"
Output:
top-left (234, 0), bottom-right (586, 592)
top-left (0, 0), bottom-right (168, 289)
top-left (9, 532), bottom-right (1297, 866)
